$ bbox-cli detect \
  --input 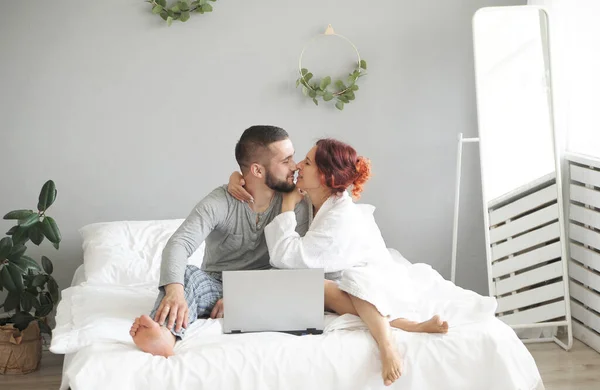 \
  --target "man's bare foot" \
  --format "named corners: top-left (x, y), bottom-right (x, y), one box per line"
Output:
top-left (130, 315), bottom-right (176, 357)
top-left (416, 315), bottom-right (448, 334)
top-left (380, 343), bottom-right (402, 386)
